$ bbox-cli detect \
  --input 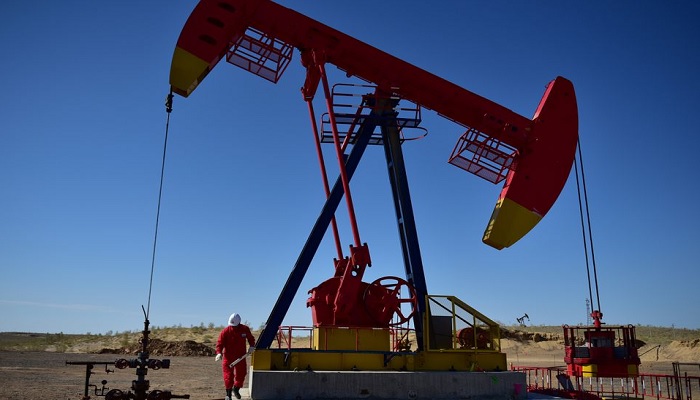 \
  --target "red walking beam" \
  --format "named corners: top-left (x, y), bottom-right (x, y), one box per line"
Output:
top-left (169, 0), bottom-right (578, 249)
